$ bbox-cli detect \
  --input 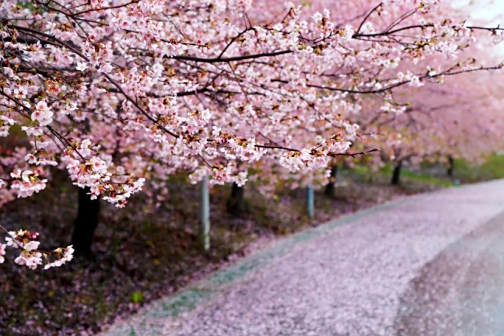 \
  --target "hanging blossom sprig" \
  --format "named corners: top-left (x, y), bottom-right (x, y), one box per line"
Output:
top-left (0, 225), bottom-right (73, 270)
